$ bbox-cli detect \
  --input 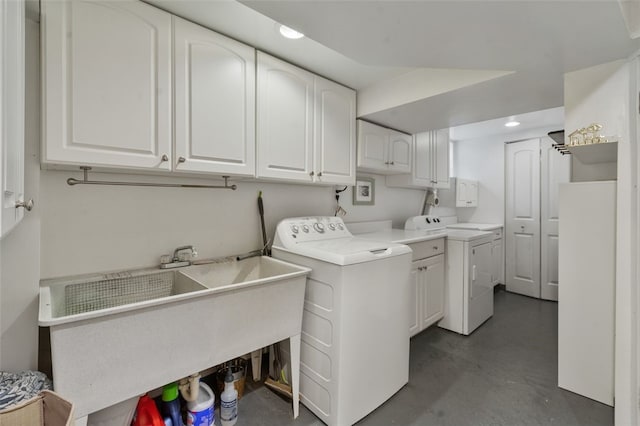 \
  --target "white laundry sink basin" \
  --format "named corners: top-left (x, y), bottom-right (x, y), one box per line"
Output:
top-left (39, 256), bottom-right (310, 420)
top-left (40, 269), bottom-right (208, 321)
